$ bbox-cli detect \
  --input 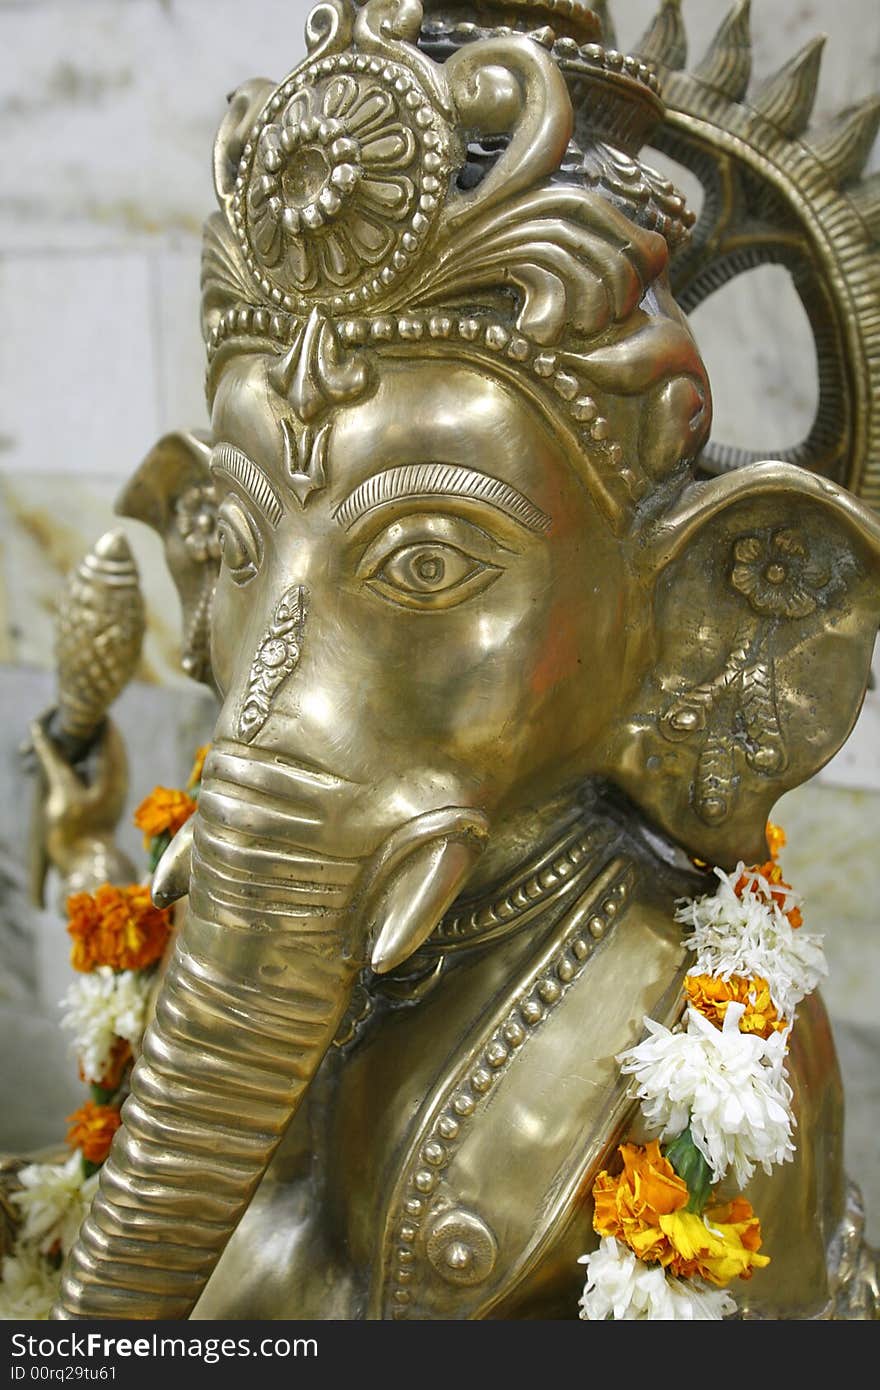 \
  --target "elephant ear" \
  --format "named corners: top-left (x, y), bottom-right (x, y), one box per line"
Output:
top-left (612, 462), bottom-right (880, 868)
top-left (116, 431), bottom-right (220, 688)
